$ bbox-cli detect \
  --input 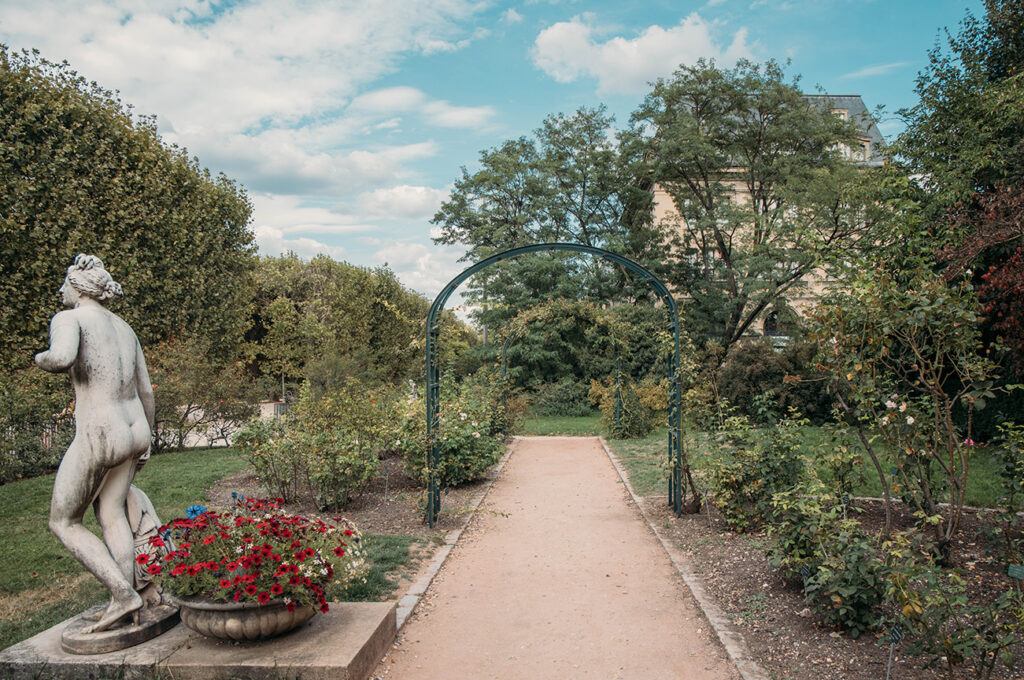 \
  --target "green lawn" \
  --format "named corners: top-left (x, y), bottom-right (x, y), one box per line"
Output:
top-left (606, 425), bottom-right (1007, 509)
top-left (0, 447), bottom-right (432, 650)
top-left (517, 413), bottom-right (603, 436)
